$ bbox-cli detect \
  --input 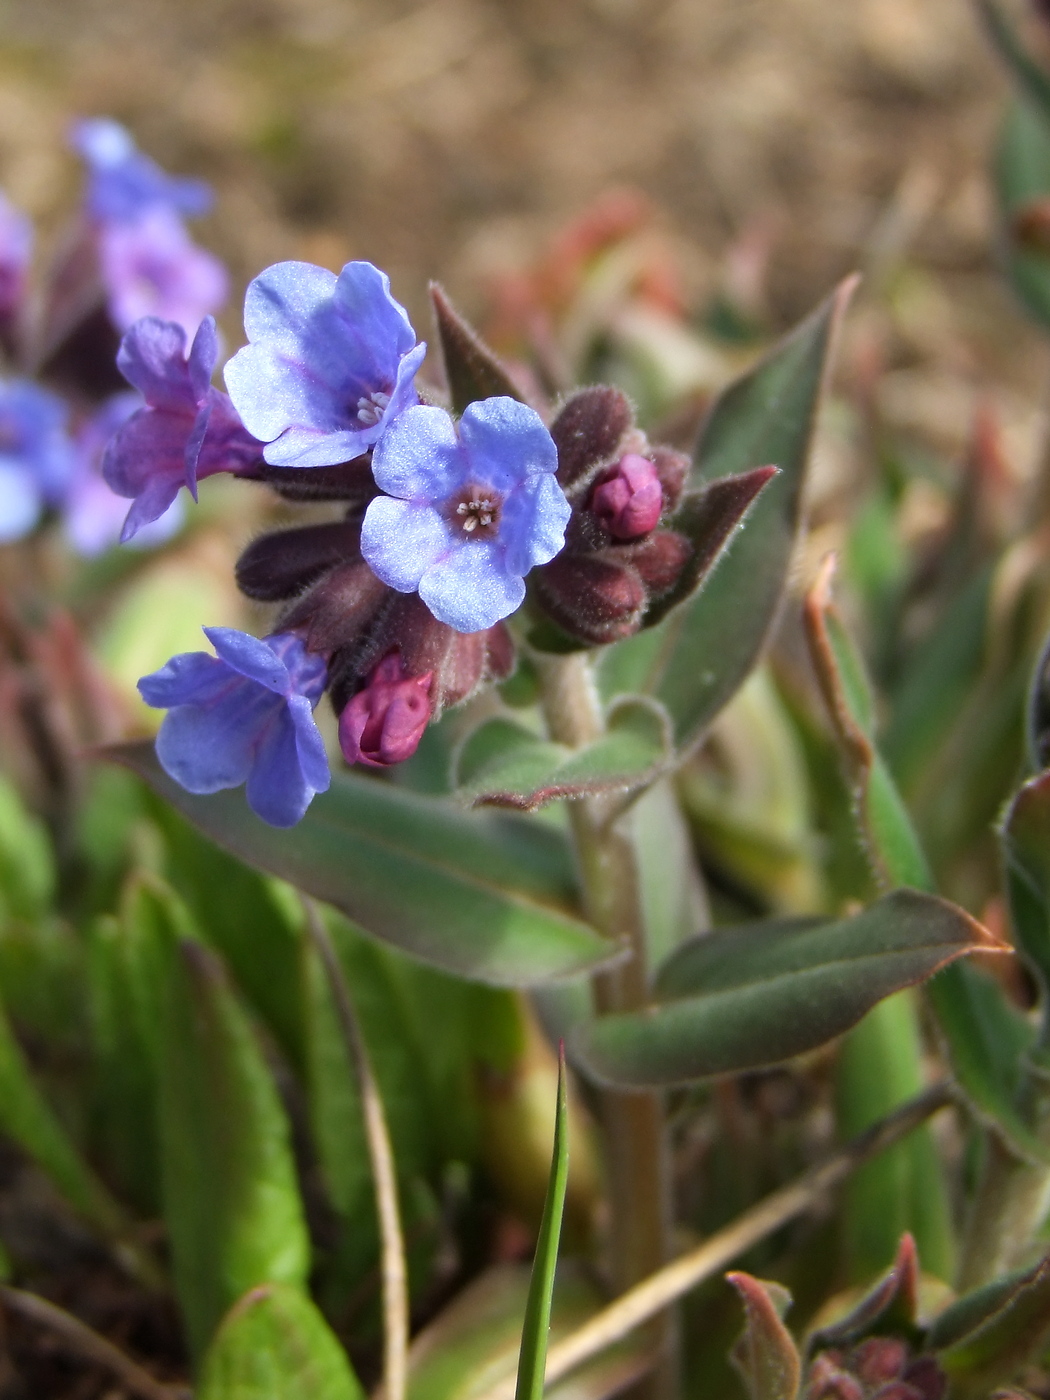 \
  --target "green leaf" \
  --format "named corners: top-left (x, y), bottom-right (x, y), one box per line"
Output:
top-left (159, 936), bottom-right (310, 1362)
top-left (454, 698), bottom-right (670, 811)
top-left (934, 1252), bottom-right (1050, 1392)
top-left (430, 284), bottom-right (523, 414)
top-left (107, 741), bottom-right (616, 988)
top-left (198, 1282), bottom-right (365, 1400)
top-left (0, 774), bottom-right (54, 921)
top-left (597, 276), bottom-right (855, 748)
top-left (515, 1049), bottom-right (570, 1400)
top-left (996, 97), bottom-right (1050, 331)
top-left (572, 890), bottom-right (995, 1088)
top-left (1001, 770), bottom-right (1050, 1002)
top-left (726, 1273), bottom-right (800, 1400)
top-left (406, 1264), bottom-right (649, 1400)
